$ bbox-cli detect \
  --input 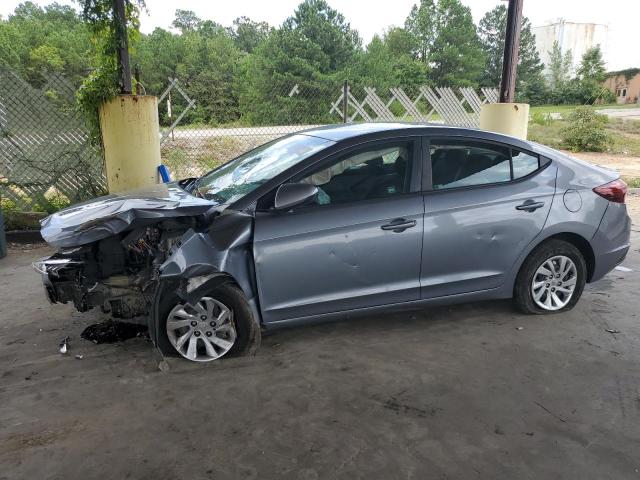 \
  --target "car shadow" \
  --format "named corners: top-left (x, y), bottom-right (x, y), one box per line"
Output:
top-left (260, 299), bottom-right (517, 344)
